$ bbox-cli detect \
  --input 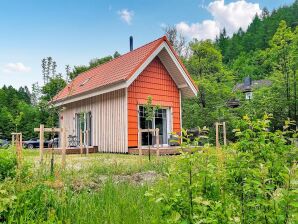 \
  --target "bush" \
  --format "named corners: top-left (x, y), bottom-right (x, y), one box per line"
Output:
top-left (146, 115), bottom-right (298, 223)
top-left (0, 149), bottom-right (17, 181)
